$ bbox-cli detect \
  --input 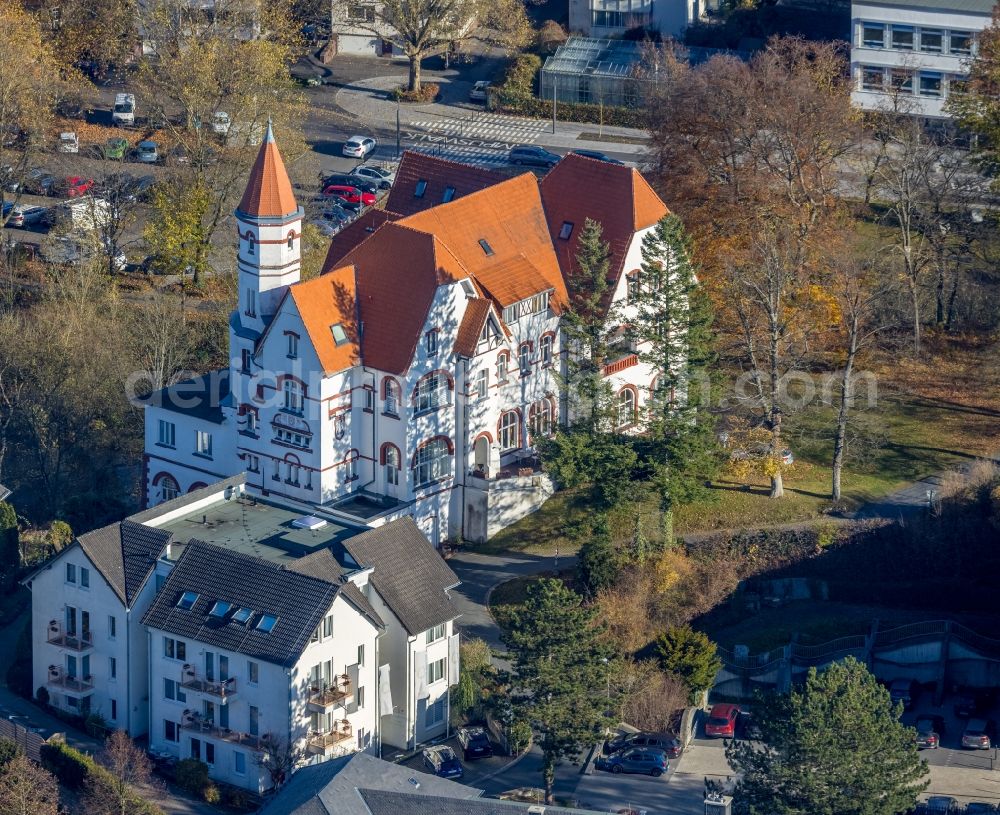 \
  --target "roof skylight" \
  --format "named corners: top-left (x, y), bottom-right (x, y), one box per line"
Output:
top-left (442, 186), bottom-right (456, 203)
top-left (331, 323), bottom-right (348, 346)
top-left (176, 591), bottom-right (199, 611)
top-left (256, 613), bottom-right (278, 633)
top-left (478, 239), bottom-right (494, 256)
top-left (558, 221), bottom-right (574, 240)
top-left (233, 607), bottom-right (254, 624)
top-left (209, 600), bottom-right (233, 618)
top-left (414, 179), bottom-right (428, 198)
